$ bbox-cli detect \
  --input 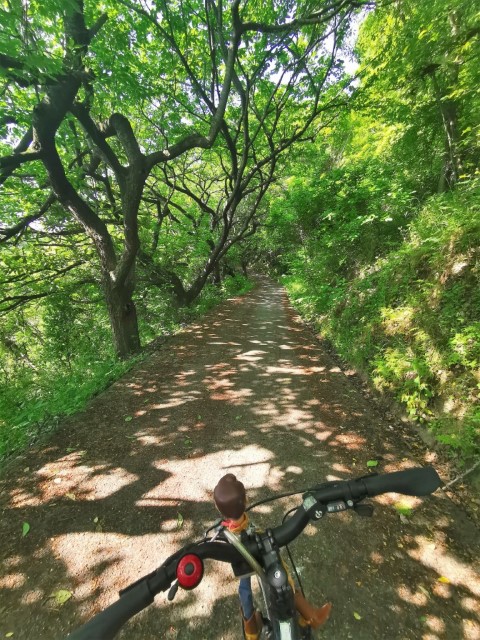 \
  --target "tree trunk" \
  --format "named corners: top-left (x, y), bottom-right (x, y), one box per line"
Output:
top-left (137, 251), bottom-right (190, 308)
top-left (440, 98), bottom-right (461, 189)
top-left (430, 71), bottom-right (461, 190)
top-left (104, 279), bottom-right (141, 358)
top-left (182, 277), bottom-right (206, 307)
top-left (212, 261), bottom-right (222, 285)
